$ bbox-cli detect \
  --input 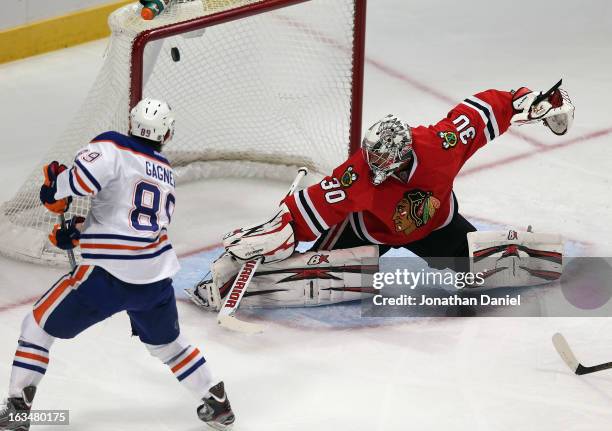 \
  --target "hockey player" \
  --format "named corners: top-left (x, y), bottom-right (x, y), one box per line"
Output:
top-left (189, 83), bottom-right (574, 310)
top-left (0, 99), bottom-right (234, 431)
